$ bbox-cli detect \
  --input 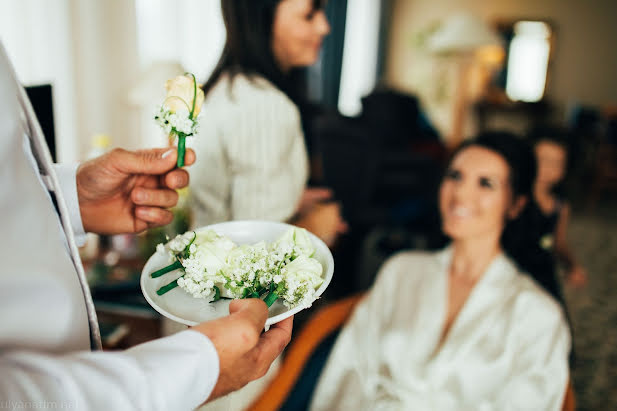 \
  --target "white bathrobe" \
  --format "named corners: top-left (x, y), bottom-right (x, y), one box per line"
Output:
top-left (310, 248), bottom-right (570, 411)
